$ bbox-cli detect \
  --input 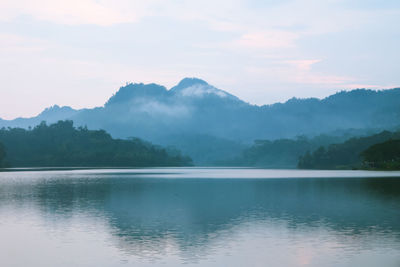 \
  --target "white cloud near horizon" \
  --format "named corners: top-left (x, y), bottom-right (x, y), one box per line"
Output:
top-left (0, 0), bottom-right (399, 119)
